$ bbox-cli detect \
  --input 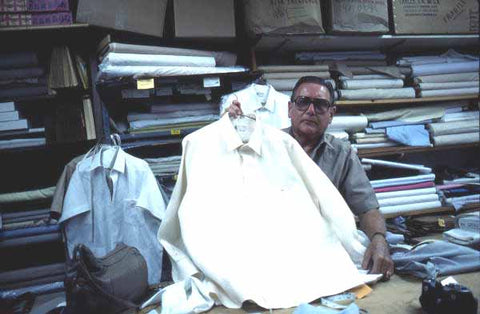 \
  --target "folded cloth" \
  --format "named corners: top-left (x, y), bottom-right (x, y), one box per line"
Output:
top-left (432, 132), bottom-right (480, 146)
top-left (0, 187), bottom-right (55, 204)
top-left (362, 158), bottom-right (432, 173)
top-left (263, 72), bottom-right (331, 80)
top-left (101, 52), bottom-right (216, 67)
top-left (386, 125), bottom-right (431, 147)
top-left (427, 120), bottom-right (479, 136)
top-left (443, 229), bottom-right (480, 247)
top-left (129, 114), bottom-right (219, 130)
top-left (418, 81), bottom-right (479, 90)
top-left (379, 200), bottom-right (442, 215)
top-left (445, 194), bottom-right (480, 210)
top-left (414, 72), bottom-right (479, 83)
top-left (455, 212), bottom-right (480, 232)
top-left (370, 174), bottom-right (435, 189)
top-left (378, 193), bottom-right (439, 207)
top-left (412, 61), bottom-right (479, 76)
top-left (340, 79), bottom-right (404, 89)
top-left (0, 224), bottom-right (59, 240)
top-left (351, 141), bottom-right (399, 150)
top-left (391, 240), bottom-right (480, 278)
top-left (0, 232), bottom-right (61, 249)
top-left (328, 115), bottom-right (368, 133)
top-left (374, 181), bottom-right (435, 193)
top-left (0, 263), bottom-right (65, 285)
top-left (338, 88), bottom-right (415, 100)
top-left (376, 187), bottom-right (437, 200)
top-left (258, 65), bottom-right (329, 73)
top-left (0, 281), bottom-right (64, 300)
top-left (419, 87), bottom-right (479, 98)
top-left (340, 74), bottom-right (405, 80)
top-left (441, 111), bottom-right (479, 123)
